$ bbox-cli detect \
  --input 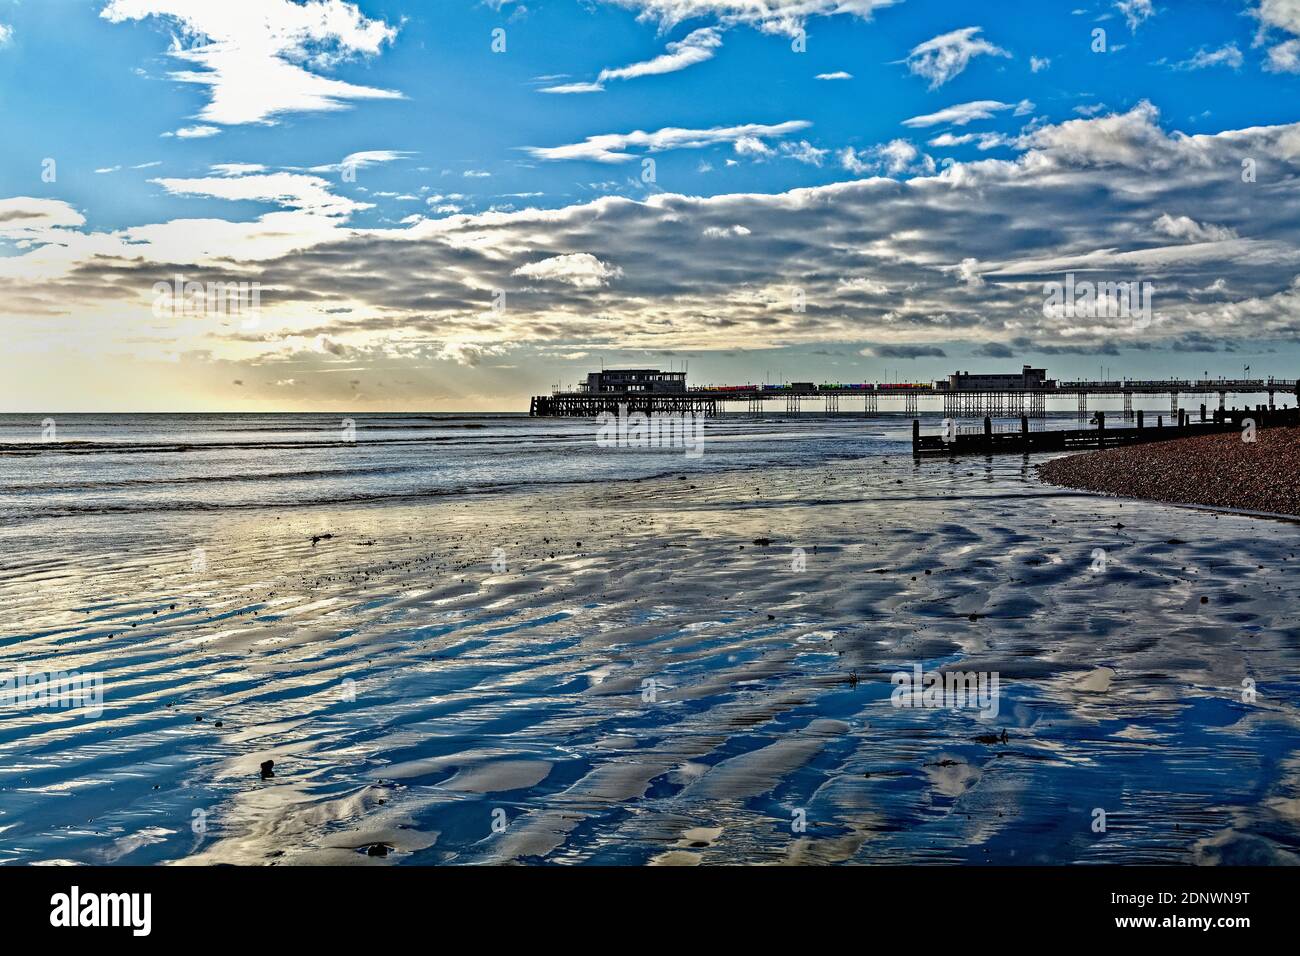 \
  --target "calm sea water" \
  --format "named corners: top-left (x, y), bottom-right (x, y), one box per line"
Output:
top-left (0, 411), bottom-right (1109, 524)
